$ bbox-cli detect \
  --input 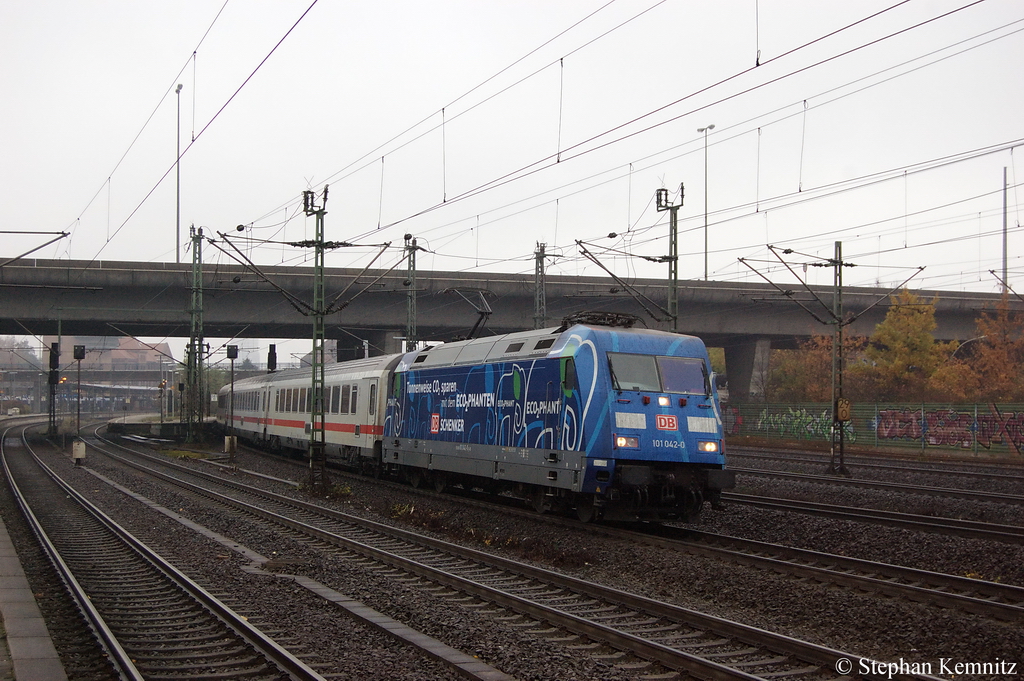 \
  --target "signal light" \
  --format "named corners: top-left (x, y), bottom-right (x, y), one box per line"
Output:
top-left (615, 435), bottom-right (639, 448)
top-left (697, 441), bottom-right (719, 453)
